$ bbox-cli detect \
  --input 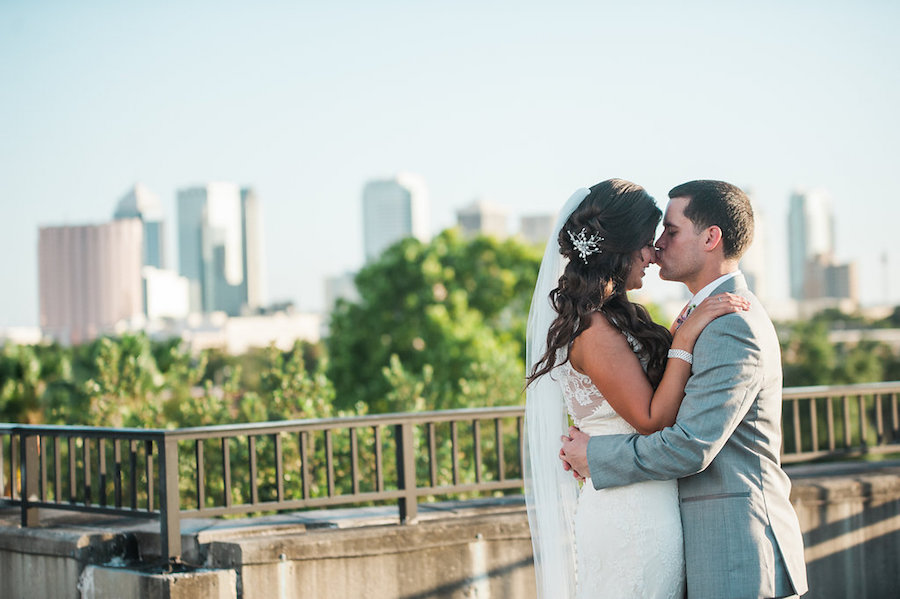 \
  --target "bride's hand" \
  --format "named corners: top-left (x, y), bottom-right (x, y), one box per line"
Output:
top-left (677, 293), bottom-right (749, 340)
